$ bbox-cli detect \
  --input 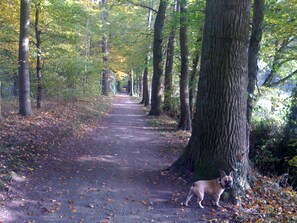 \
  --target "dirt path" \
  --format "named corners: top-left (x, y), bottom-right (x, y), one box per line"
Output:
top-left (1, 94), bottom-right (231, 223)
